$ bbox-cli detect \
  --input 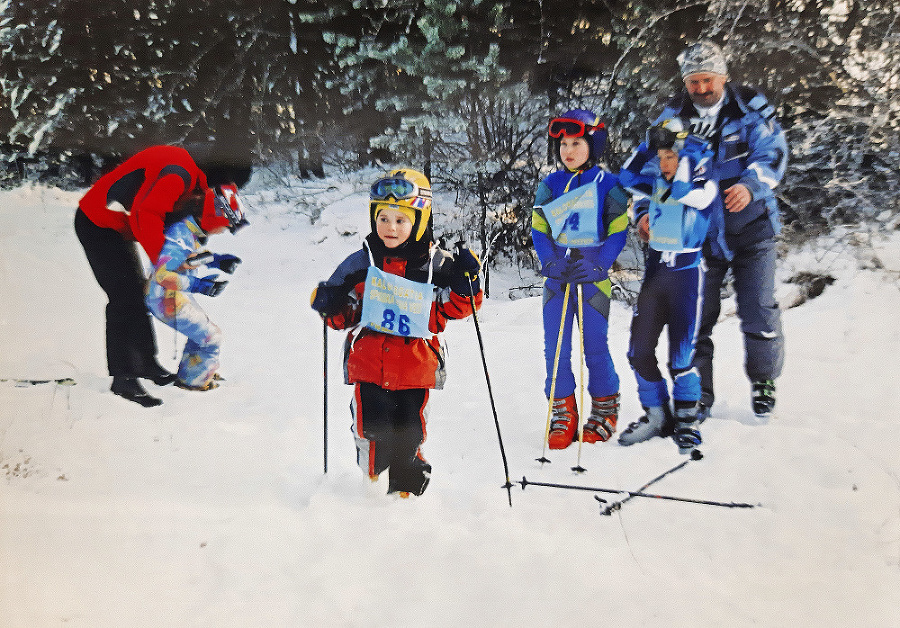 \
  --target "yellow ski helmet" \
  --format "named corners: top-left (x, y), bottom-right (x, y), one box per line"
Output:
top-left (369, 168), bottom-right (433, 242)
